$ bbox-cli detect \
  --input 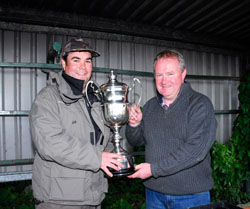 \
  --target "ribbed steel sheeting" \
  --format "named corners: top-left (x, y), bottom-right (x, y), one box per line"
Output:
top-left (0, 27), bottom-right (241, 181)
